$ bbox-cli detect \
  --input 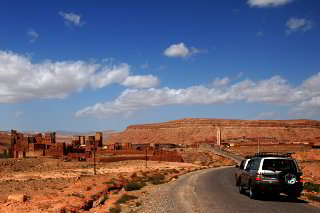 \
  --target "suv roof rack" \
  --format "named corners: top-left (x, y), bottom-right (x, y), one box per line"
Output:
top-left (253, 152), bottom-right (294, 158)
